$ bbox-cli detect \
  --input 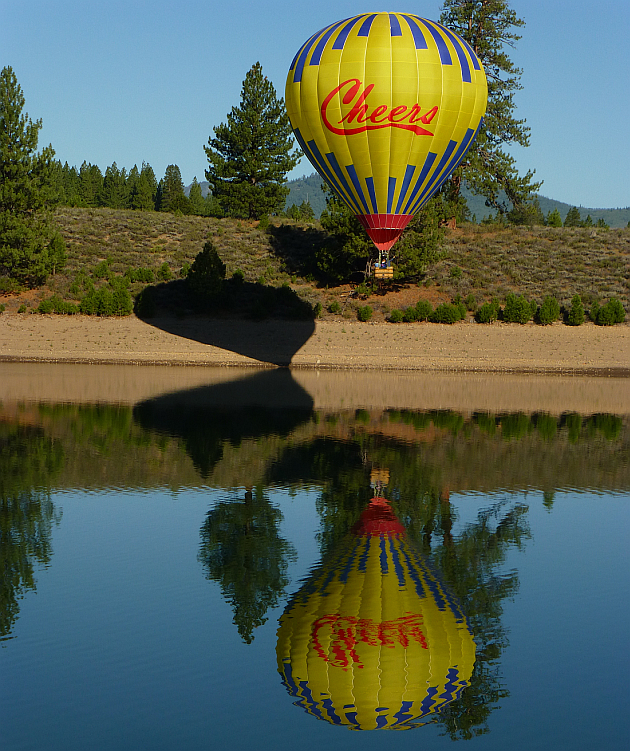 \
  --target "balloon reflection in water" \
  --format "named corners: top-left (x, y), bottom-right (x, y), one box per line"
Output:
top-left (277, 497), bottom-right (475, 730)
